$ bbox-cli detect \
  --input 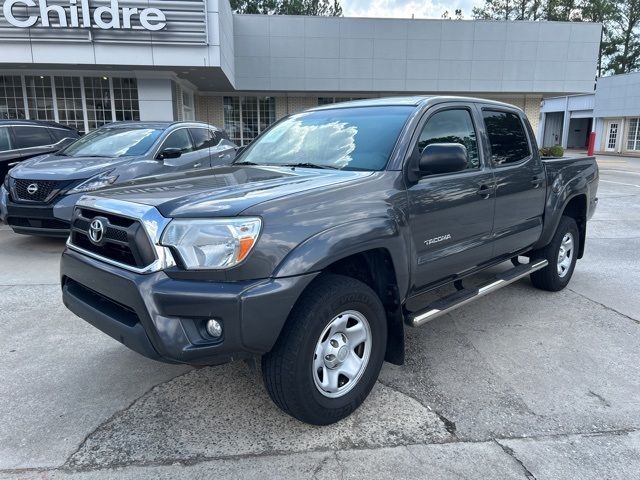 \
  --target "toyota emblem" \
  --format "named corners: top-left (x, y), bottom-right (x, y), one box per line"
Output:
top-left (89, 218), bottom-right (106, 245)
top-left (26, 183), bottom-right (38, 195)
